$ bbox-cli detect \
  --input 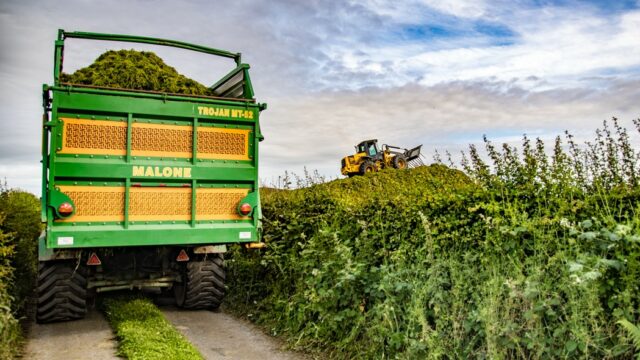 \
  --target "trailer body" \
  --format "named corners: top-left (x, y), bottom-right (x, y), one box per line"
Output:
top-left (37, 30), bottom-right (266, 322)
